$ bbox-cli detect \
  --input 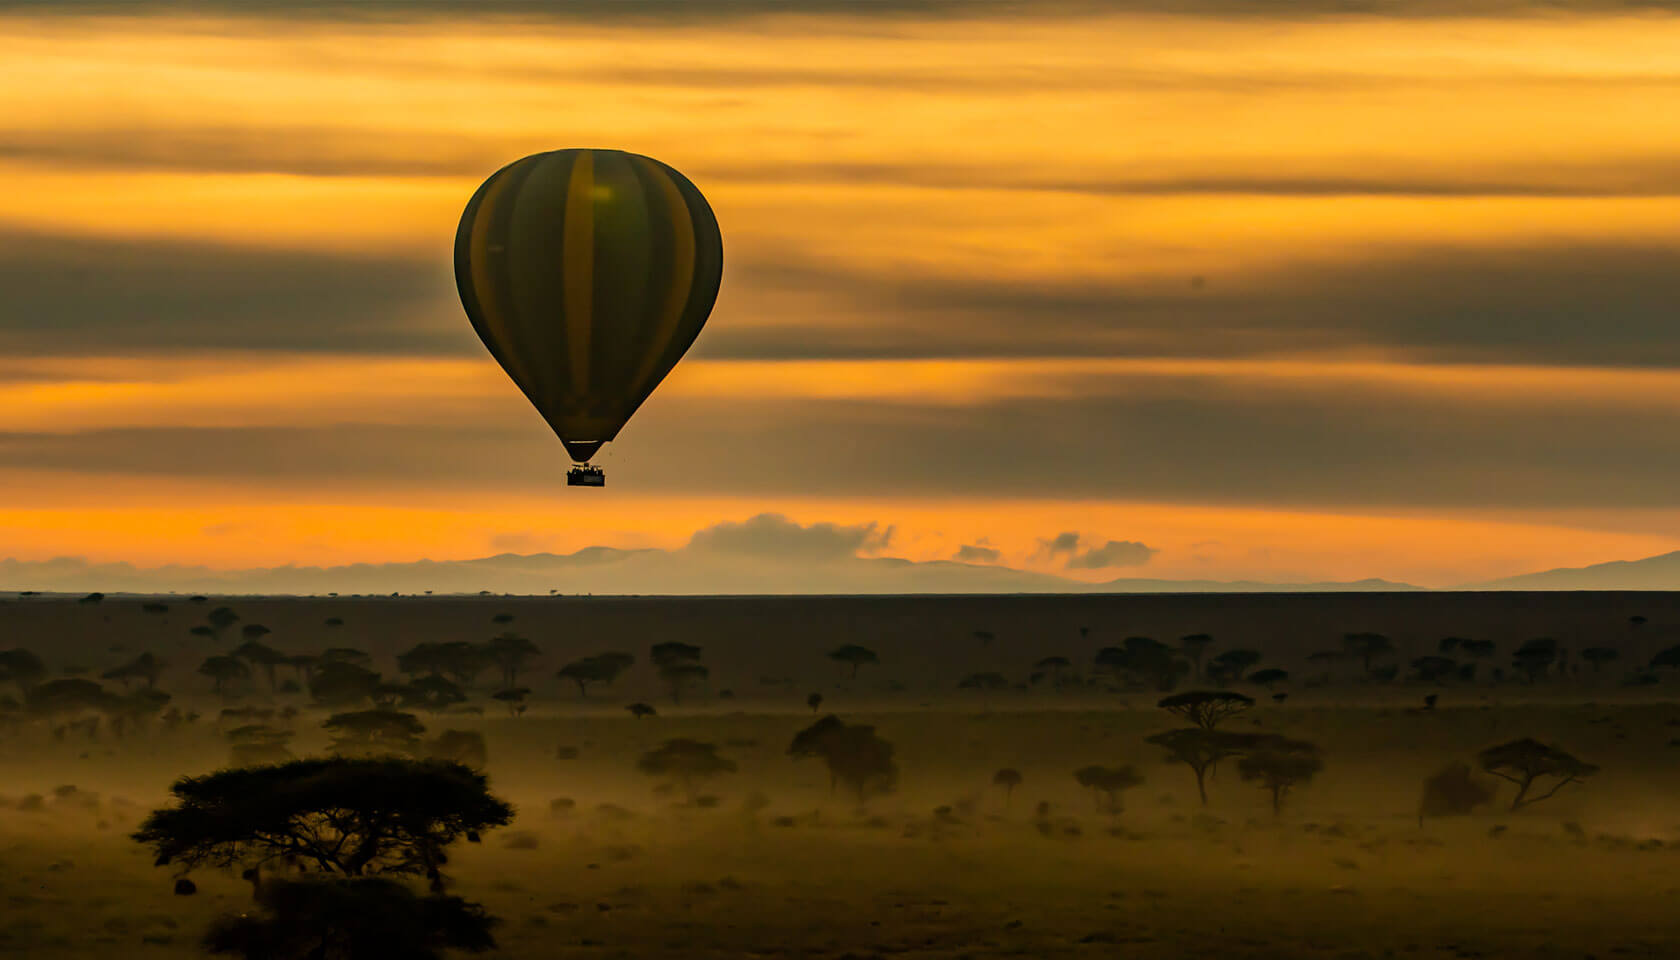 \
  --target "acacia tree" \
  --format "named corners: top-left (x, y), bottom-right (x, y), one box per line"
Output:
top-left (1157, 690), bottom-right (1254, 729)
top-left (0, 648), bottom-right (47, 697)
top-left (637, 739), bottom-right (736, 803)
top-left (788, 715), bottom-right (898, 804)
top-left (828, 644), bottom-right (879, 679)
top-left (806, 692), bottom-right (823, 713)
top-left (652, 642), bottom-right (707, 703)
top-left (1478, 738), bottom-right (1598, 810)
top-left (133, 758), bottom-right (513, 886)
top-left (402, 675), bottom-right (467, 714)
top-left (556, 652), bottom-right (634, 698)
top-left (626, 702), bottom-right (658, 719)
top-left (1341, 633), bottom-right (1394, 679)
top-left (1247, 668), bottom-right (1288, 690)
top-left (206, 606), bottom-right (241, 643)
top-left (1145, 728), bottom-right (1266, 805)
top-left (1511, 638), bottom-right (1559, 684)
top-left (103, 651), bottom-right (166, 690)
top-left (484, 633), bottom-right (539, 689)
top-left (232, 641), bottom-right (287, 692)
top-left (992, 767), bottom-right (1023, 802)
top-left (1237, 737), bottom-right (1322, 814)
top-left (199, 656), bottom-right (250, 697)
top-left (490, 687), bottom-right (530, 718)
top-left (1073, 765), bottom-right (1144, 815)
top-left (323, 709), bottom-right (426, 757)
top-left (1033, 655), bottom-right (1073, 689)
top-left (1096, 637), bottom-right (1189, 691)
top-left (1206, 649), bottom-right (1261, 686)
top-left (1178, 634), bottom-right (1214, 681)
